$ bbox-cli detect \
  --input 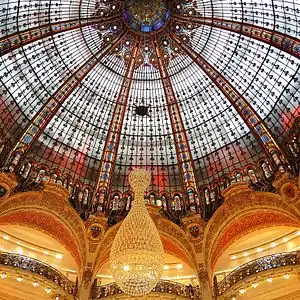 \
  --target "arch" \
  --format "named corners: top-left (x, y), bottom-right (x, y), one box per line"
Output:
top-left (93, 208), bottom-right (197, 278)
top-left (0, 179), bottom-right (87, 274)
top-left (203, 183), bottom-right (300, 279)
